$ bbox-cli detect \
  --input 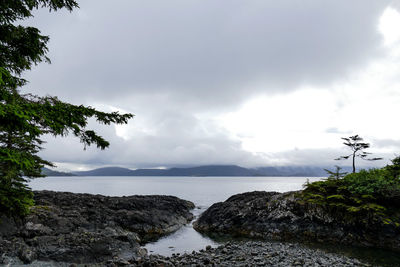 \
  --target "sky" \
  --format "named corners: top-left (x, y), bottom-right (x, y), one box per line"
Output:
top-left (20, 0), bottom-right (400, 171)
